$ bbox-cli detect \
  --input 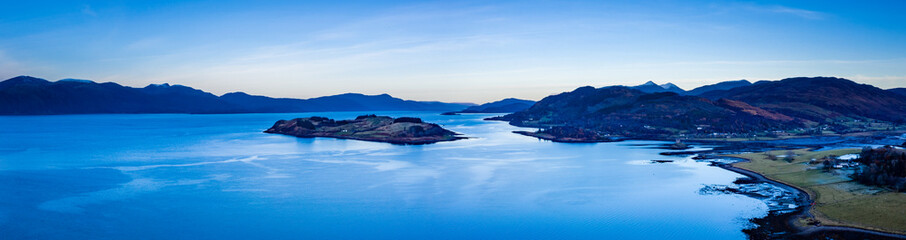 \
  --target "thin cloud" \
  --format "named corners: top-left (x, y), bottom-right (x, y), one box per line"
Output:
top-left (0, 50), bottom-right (29, 78)
top-left (767, 5), bottom-right (825, 20)
top-left (81, 5), bottom-right (97, 16)
top-left (712, 3), bottom-right (827, 20)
